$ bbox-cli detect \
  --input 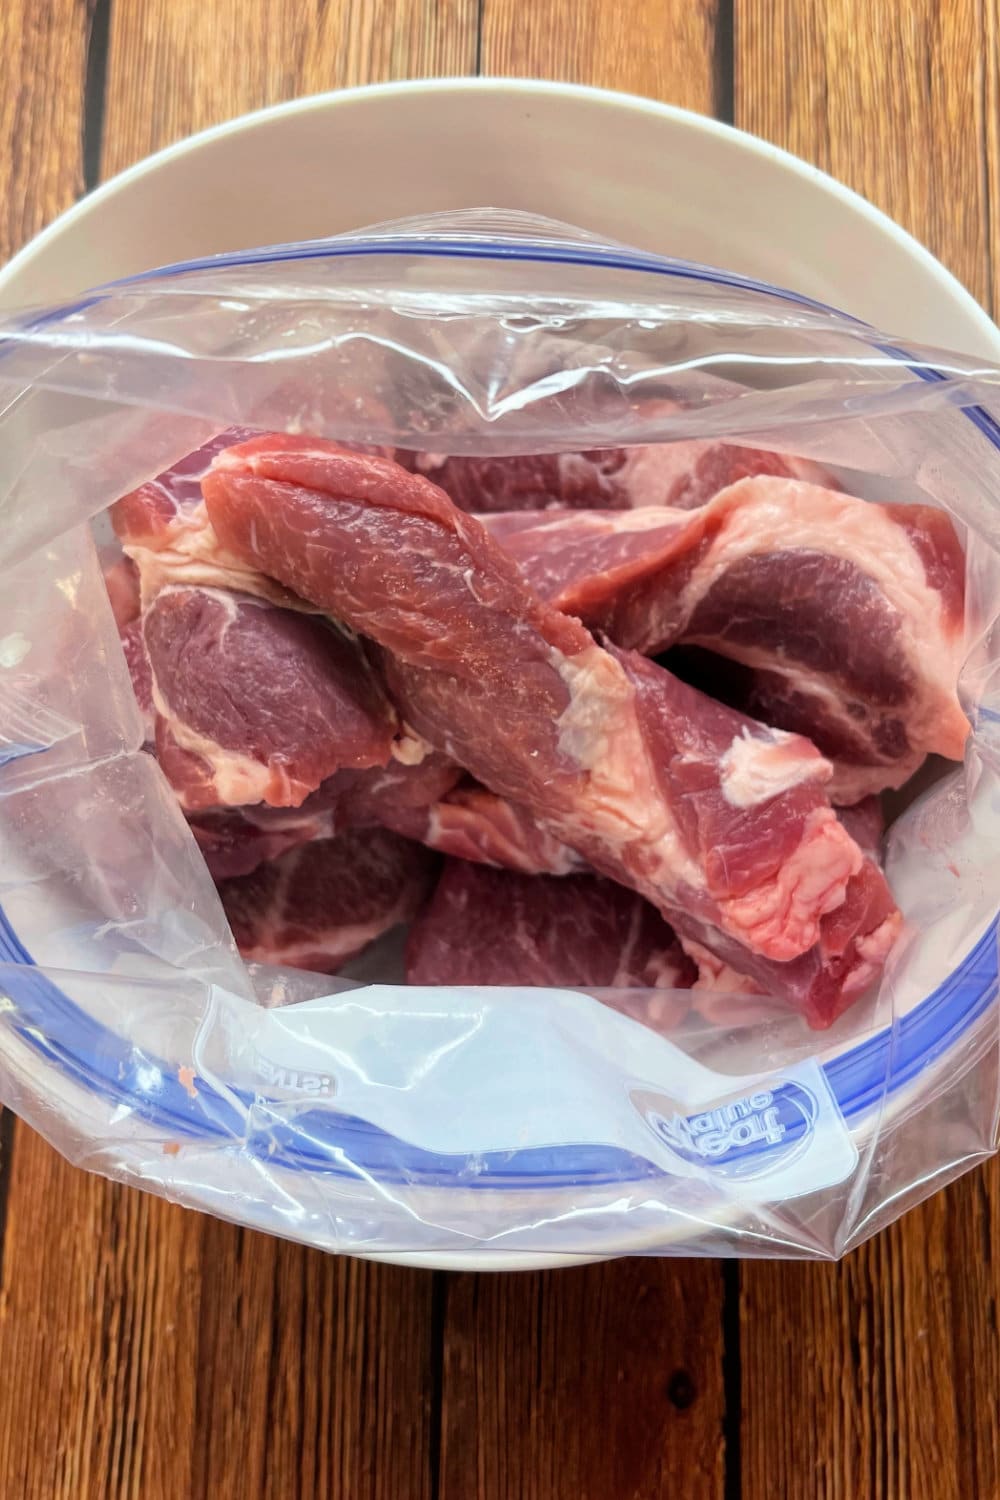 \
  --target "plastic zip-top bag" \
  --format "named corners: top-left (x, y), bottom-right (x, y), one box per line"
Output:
top-left (0, 210), bottom-right (996, 1262)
